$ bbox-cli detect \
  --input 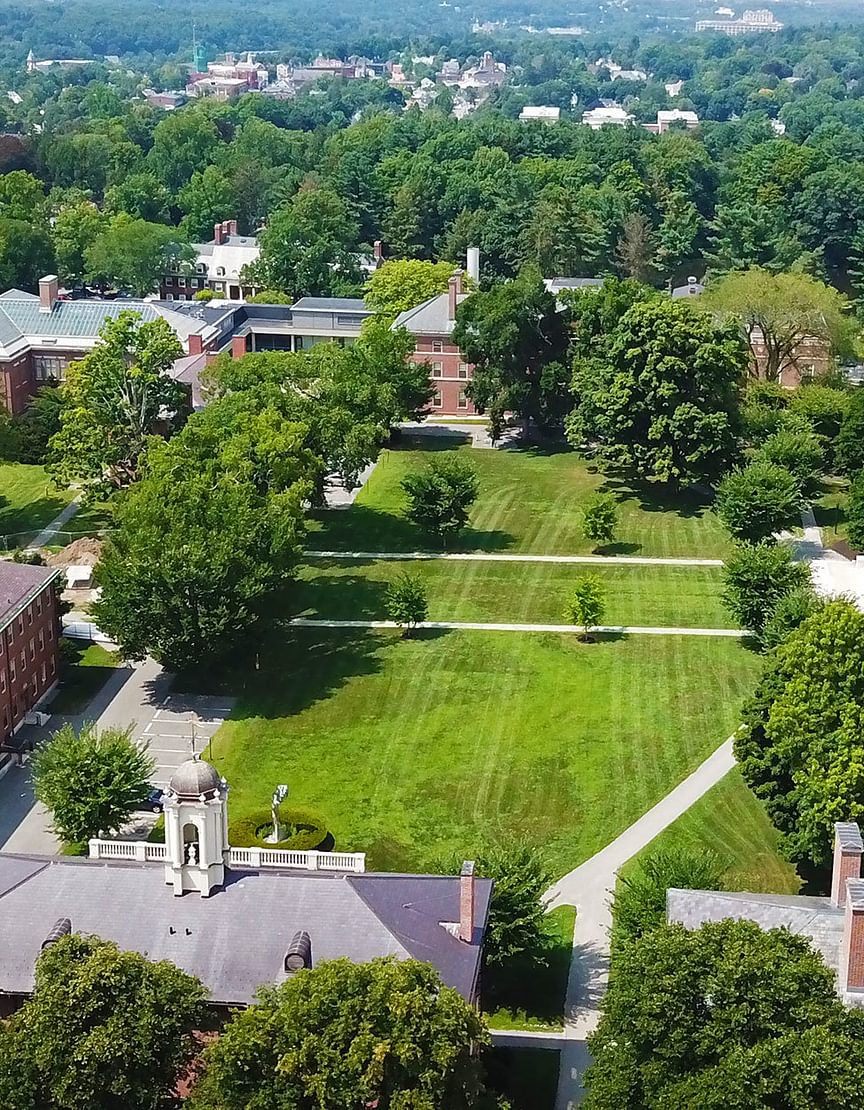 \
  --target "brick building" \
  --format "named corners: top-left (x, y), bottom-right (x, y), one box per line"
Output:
top-left (0, 563), bottom-right (61, 749)
top-left (392, 272), bottom-right (476, 416)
